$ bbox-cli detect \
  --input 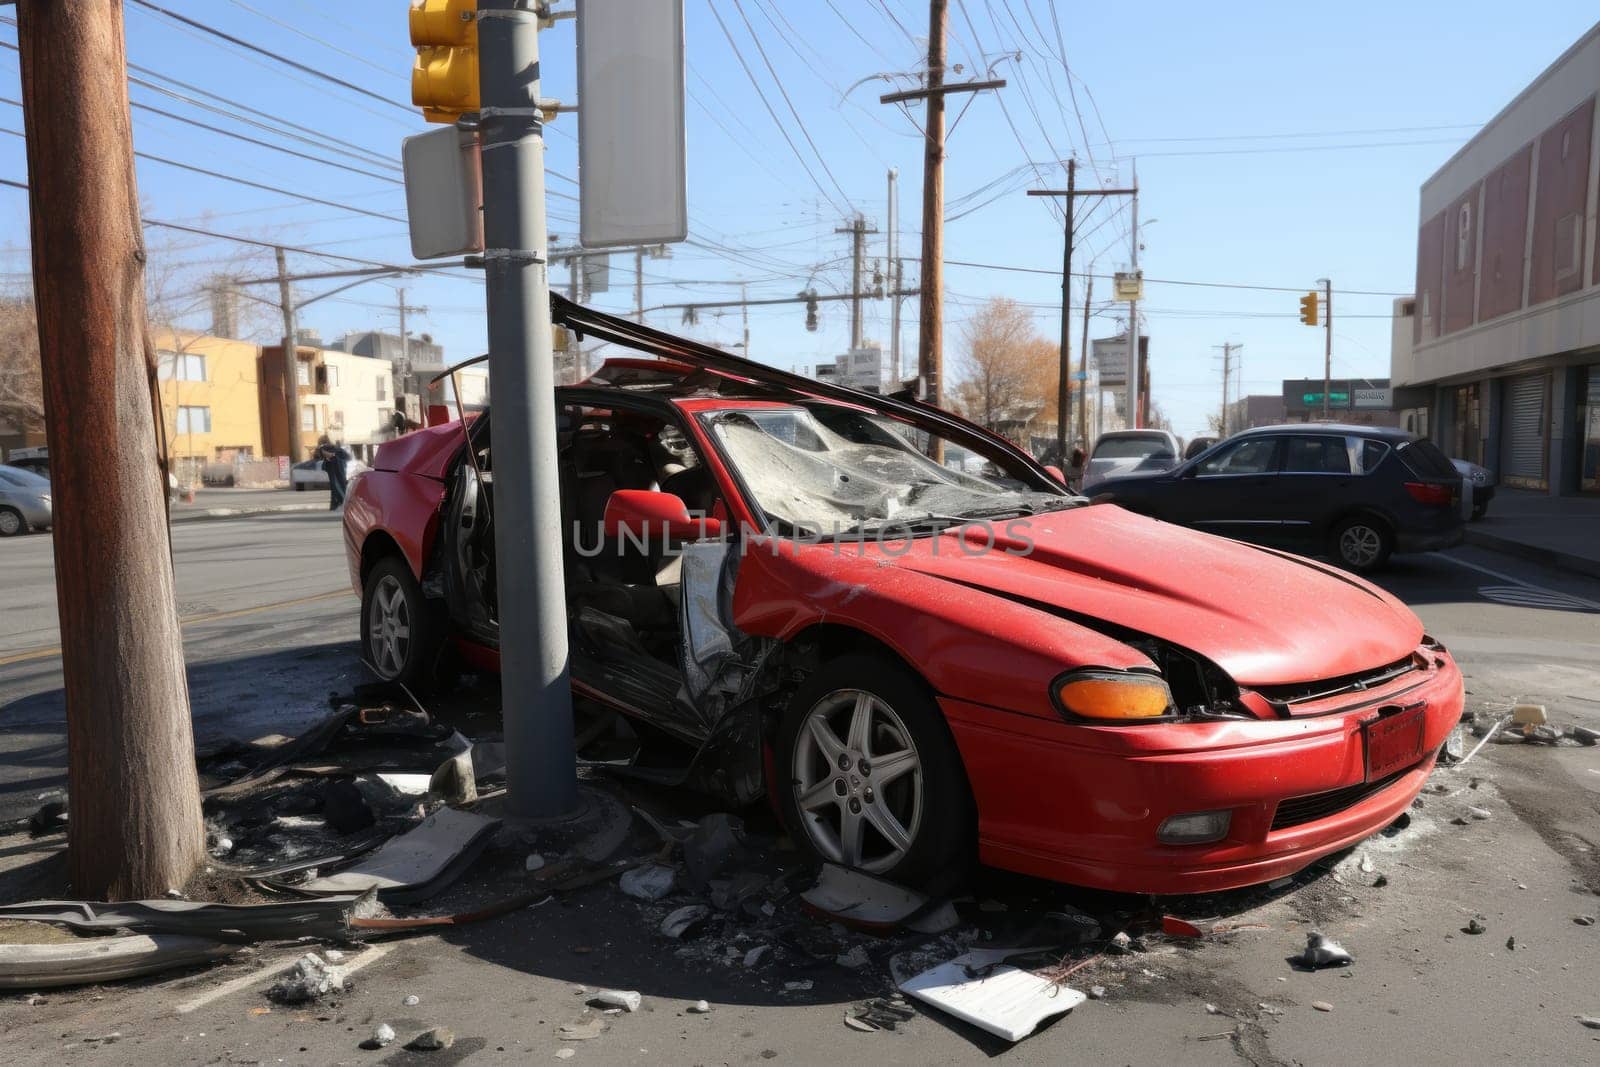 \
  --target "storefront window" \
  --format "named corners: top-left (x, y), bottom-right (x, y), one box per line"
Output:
top-left (1451, 383), bottom-right (1482, 463)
